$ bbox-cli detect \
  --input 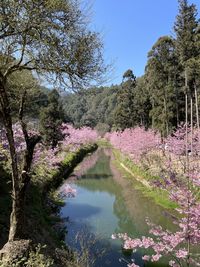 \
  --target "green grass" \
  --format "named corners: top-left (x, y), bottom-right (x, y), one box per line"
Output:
top-left (96, 138), bottom-right (113, 148)
top-left (112, 149), bottom-right (177, 210)
top-left (134, 183), bottom-right (177, 209)
top-left (113, 149), bottom-right (159, 181)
